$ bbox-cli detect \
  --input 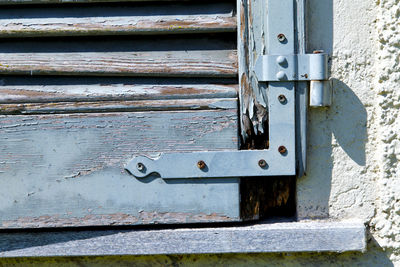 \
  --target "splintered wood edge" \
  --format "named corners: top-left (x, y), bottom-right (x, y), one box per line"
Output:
top-left (0, 220), bottom-right (366, 257)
